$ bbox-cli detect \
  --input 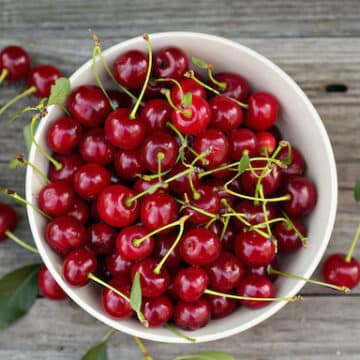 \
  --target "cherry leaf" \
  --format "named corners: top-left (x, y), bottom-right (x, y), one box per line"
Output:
top-left (354, 181), bottom-right (360, 202)
top-left (191, 56), bottom-right (208, 69)
top-left (238, 152), bottom-right (250, 174)
top-left (174, 351), bottom-right (235, 360)
top-left (183, 92), bottom-right (193, 107)
top-left (23, 121), bottom-right (39, 152)
top-left (81, 341), bottom-right (108, 360)
top-left (48, 77), bottom-right (71, 106)
top-left (130, 271), bottom-right (145, 323)
top-left (9, 157), bottom-right (23, 169)
top-left (0, 264), bottom-right (42, 328)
